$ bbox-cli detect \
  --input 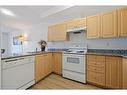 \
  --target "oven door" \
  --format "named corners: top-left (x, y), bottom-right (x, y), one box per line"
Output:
top-left (62, 53), bottom-right (85, 73)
